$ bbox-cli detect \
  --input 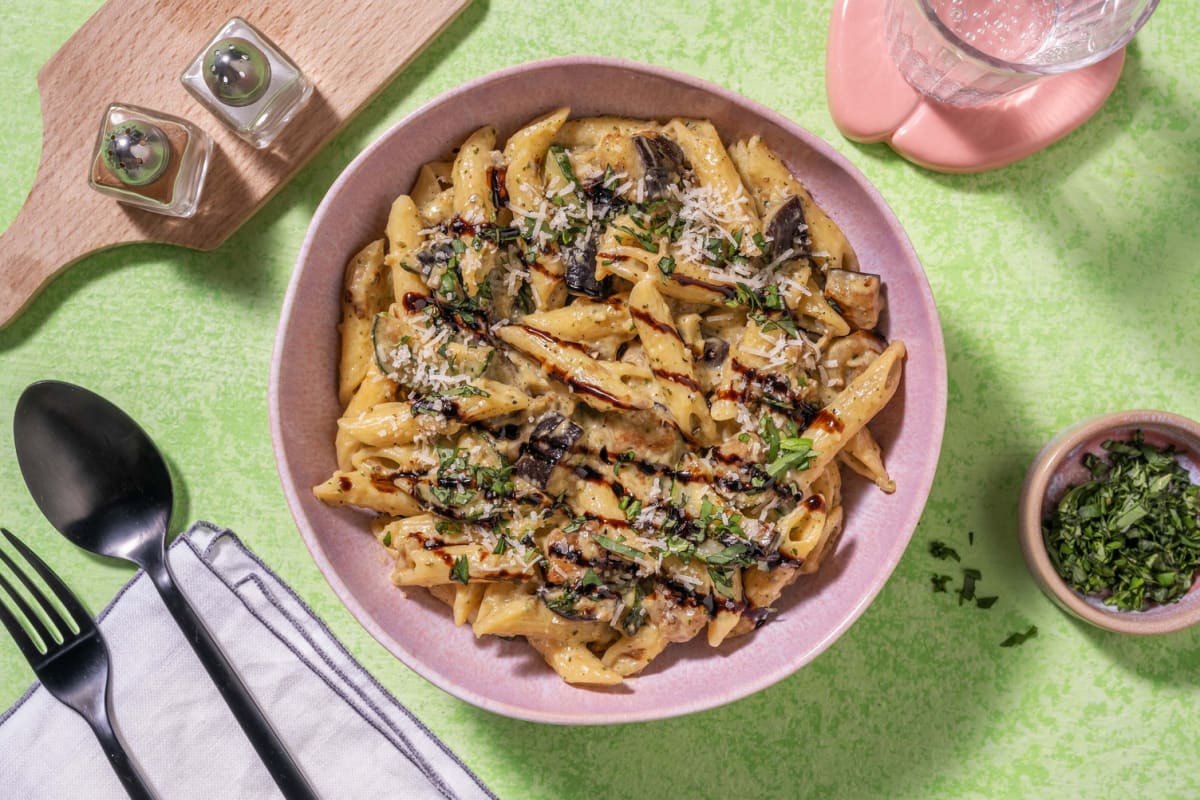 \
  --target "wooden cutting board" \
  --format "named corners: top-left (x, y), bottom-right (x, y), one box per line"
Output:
top-left (0, 0), bottom-right (471, 328)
